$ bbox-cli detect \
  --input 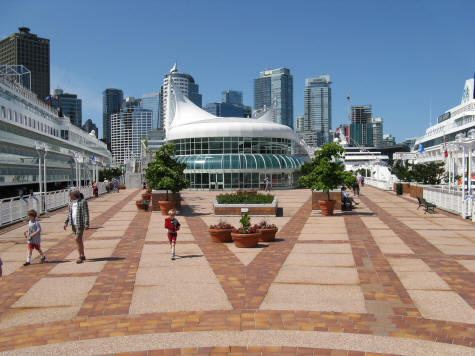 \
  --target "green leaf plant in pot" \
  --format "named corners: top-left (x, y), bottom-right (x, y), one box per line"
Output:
top-left (298, 142), bottom-right (356, 216)
top-left (231, 212), bottom-right (260, 248)
top-left (145, 143), bottom-right (189, 215)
